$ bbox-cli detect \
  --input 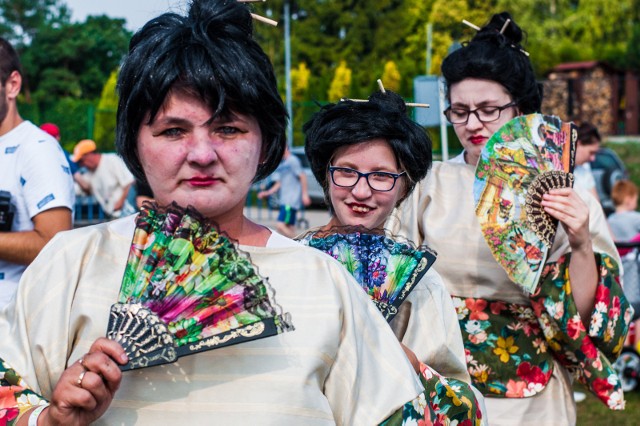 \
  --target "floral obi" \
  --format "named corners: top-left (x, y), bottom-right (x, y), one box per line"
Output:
top-left (452, 296), bottom-right (554, 398)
